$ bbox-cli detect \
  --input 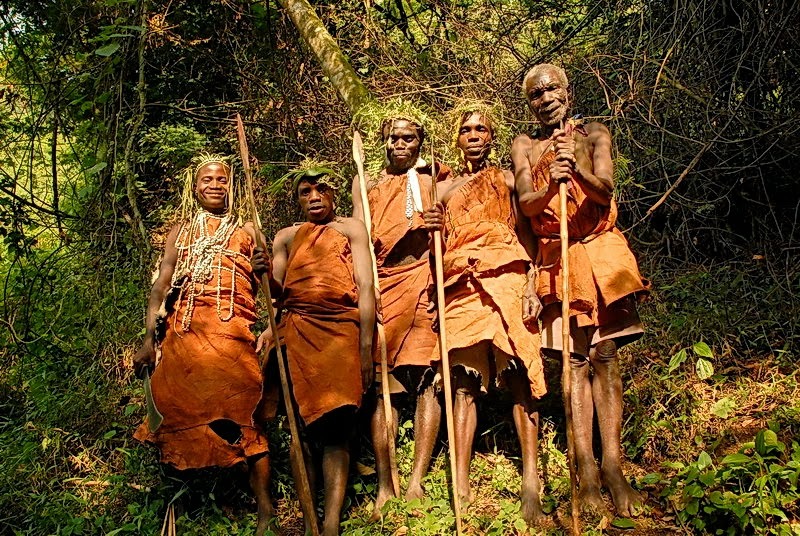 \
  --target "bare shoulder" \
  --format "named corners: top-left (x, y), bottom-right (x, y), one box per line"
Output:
top-left (584, 121), bottom-right (611, 140)
top-left (331, 217), bottom-right (368, 240)
top-left (274, 224), bottom-right (301, 249)
top-left (512, 133), bottom-right (534, 153)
